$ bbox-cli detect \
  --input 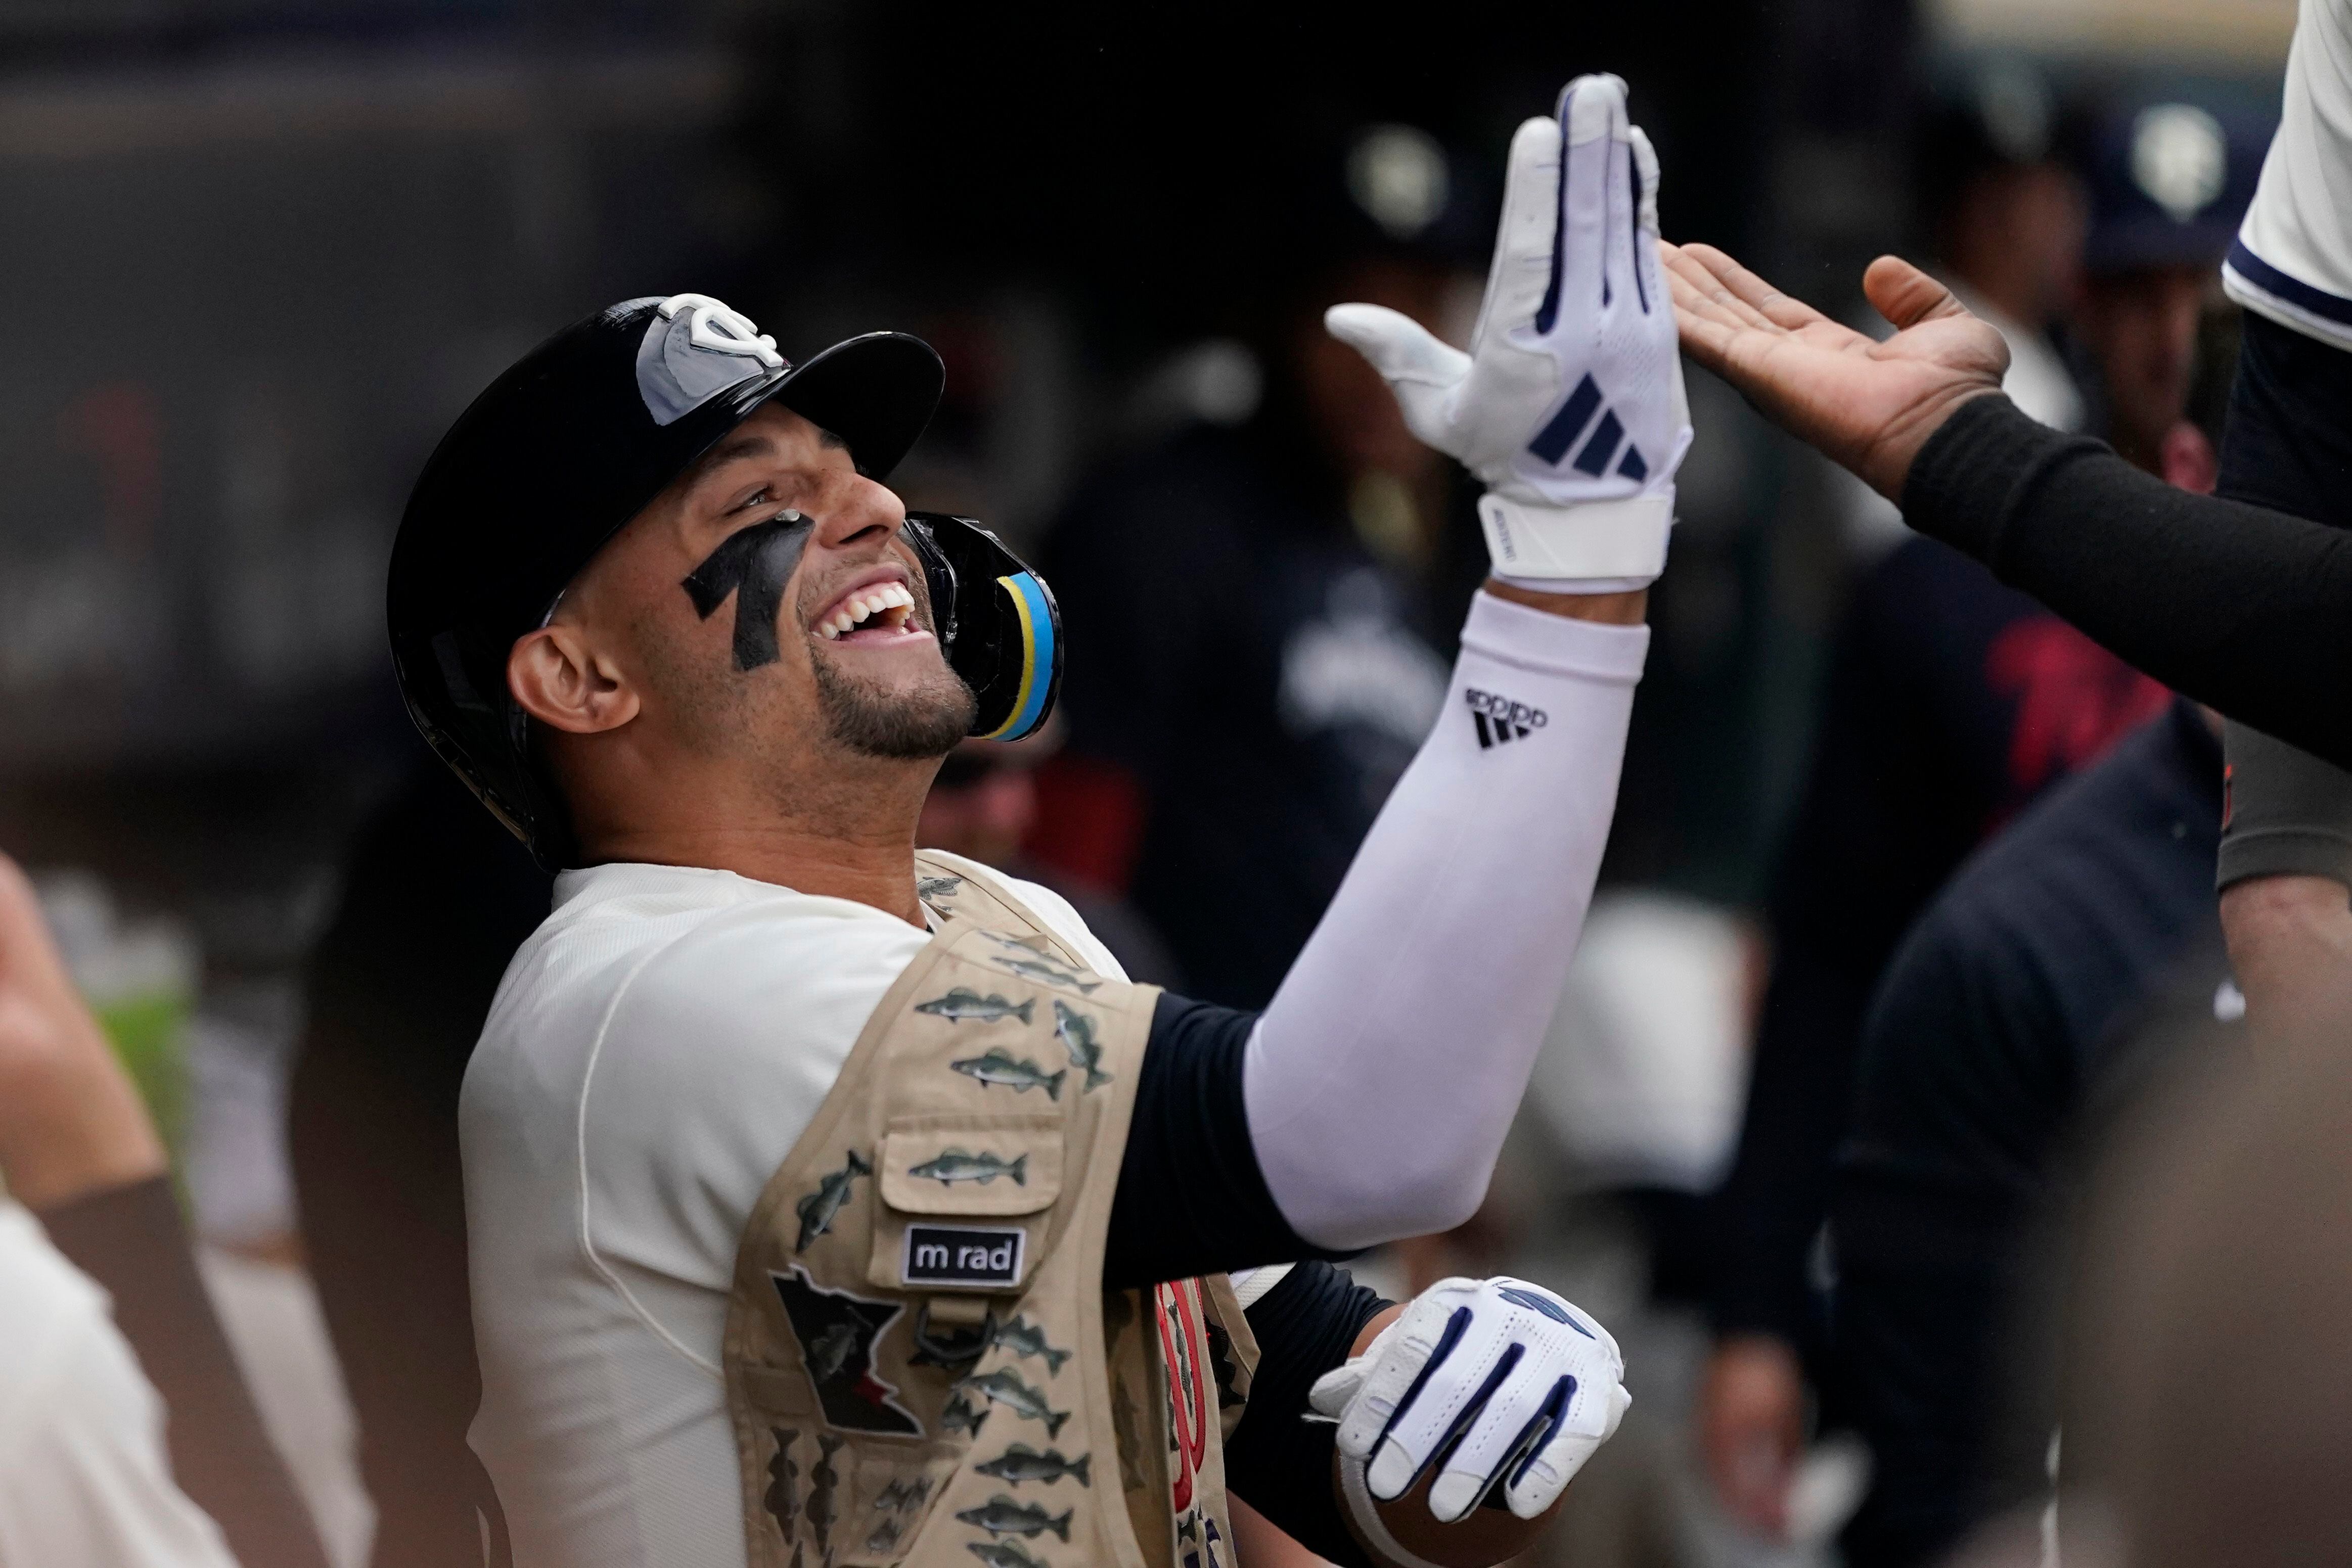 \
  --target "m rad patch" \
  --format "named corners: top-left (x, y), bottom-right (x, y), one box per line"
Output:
top-left (903, 1224), bottom-right (1027, 1289)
